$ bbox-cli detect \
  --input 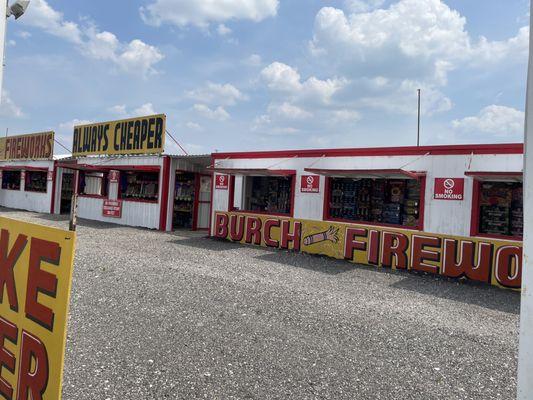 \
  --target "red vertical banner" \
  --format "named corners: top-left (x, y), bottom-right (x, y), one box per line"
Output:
top-left (109, 170), bottom-right (119, 183)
